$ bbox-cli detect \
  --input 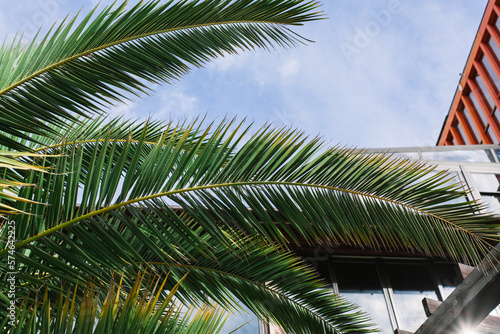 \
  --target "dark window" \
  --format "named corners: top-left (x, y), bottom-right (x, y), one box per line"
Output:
top-left (334, 261), bottom-right (393, 333)
top-left (433, 263), bottom-right (461, 299)
top-left (385, 263), bottom-right (439, 331)
top-left (305, 257), bottom-right (462, 333)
